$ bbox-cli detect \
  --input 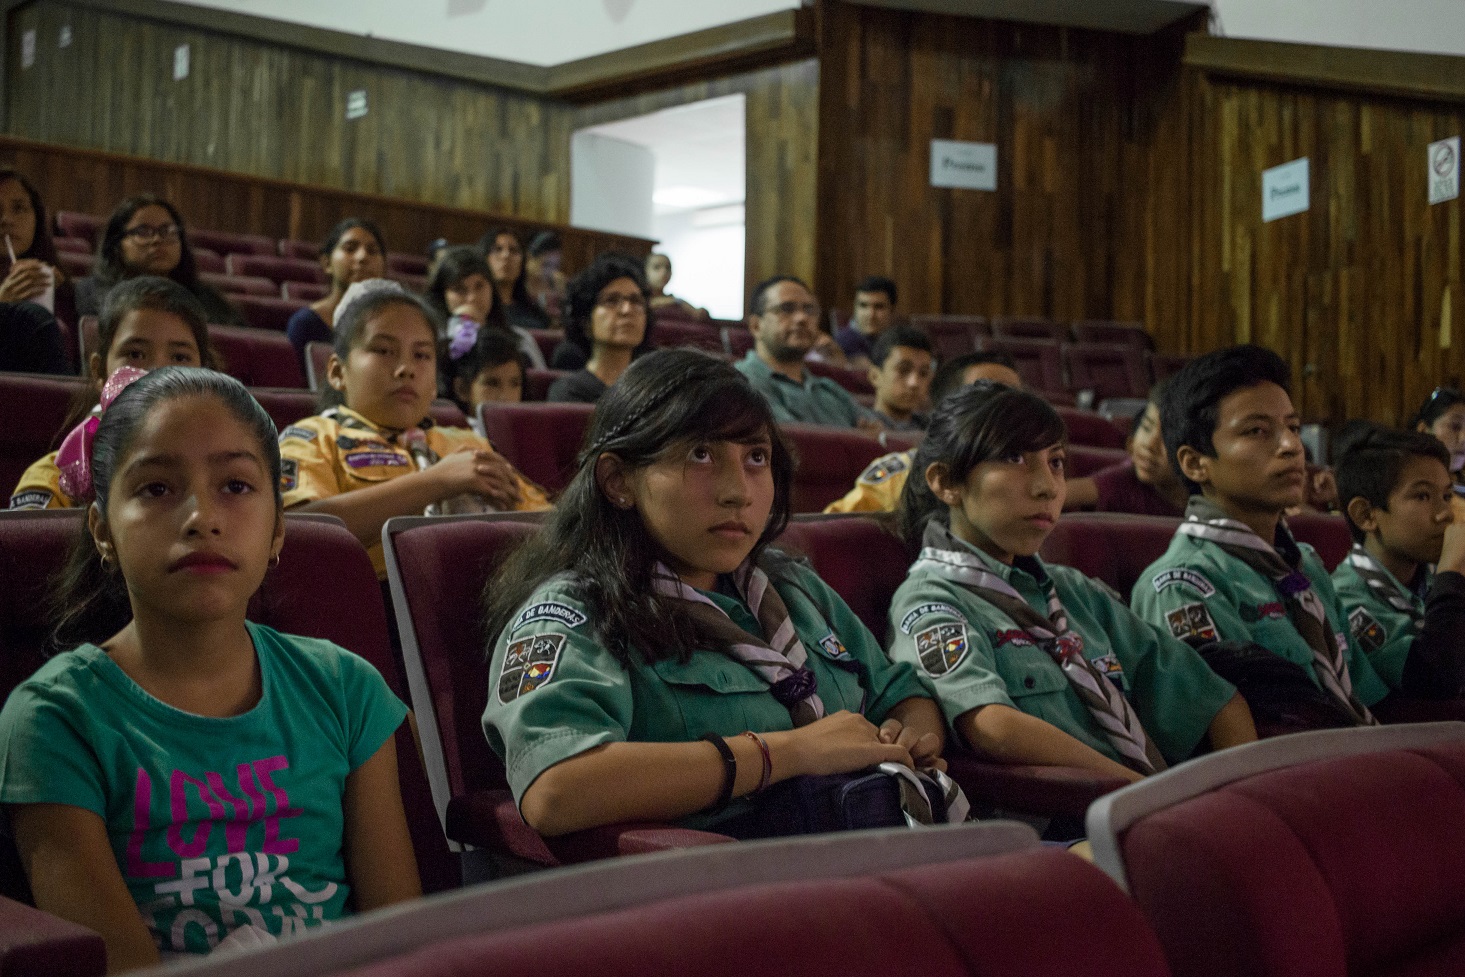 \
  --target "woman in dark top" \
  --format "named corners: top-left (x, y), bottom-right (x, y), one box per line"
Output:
top-left (547, 252), bottom-right (654, 404)
top-left (73, 195), bottom-right (243, 327)
top-left (479, 226), bottom-right (551, 333)
top-left (1064, 387), bottom-right (1187, 517)
top-left (285, 218), bottom-right (387, 358)
top-left (0, 170), bottom-right (77, 333)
